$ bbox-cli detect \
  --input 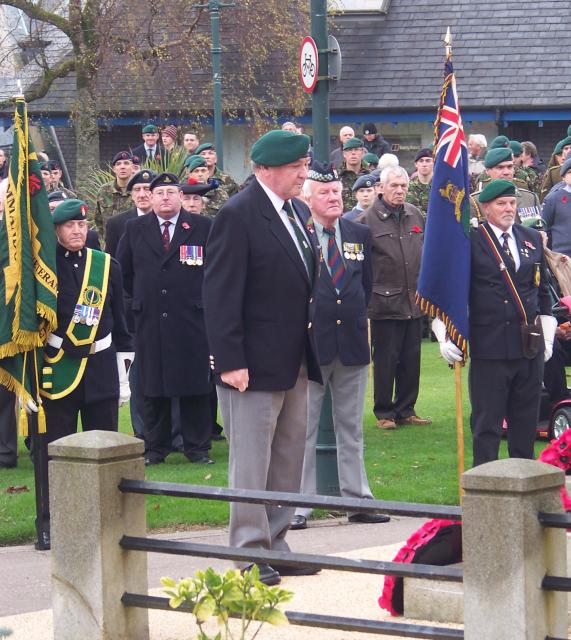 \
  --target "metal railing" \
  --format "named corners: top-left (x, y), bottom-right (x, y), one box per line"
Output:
top-left (119, 479), bottom-right (463, 639)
